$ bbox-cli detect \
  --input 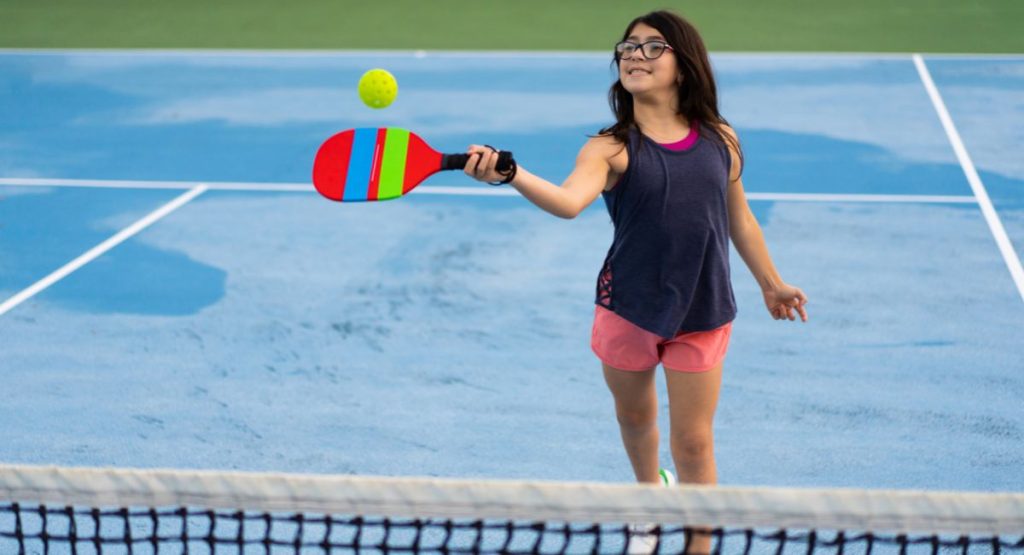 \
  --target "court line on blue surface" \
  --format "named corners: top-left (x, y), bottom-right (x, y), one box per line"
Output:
top-left (0, 177), bottom-right (978, 204)
top-left (914, 54), bottom-right (1024, 303)
top-left (0, 185), bottom-right (207, 317)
